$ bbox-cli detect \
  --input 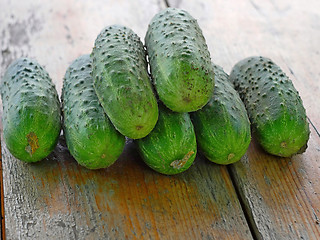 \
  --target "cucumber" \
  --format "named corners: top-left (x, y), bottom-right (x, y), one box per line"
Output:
top-left (137, 104), bottom-right (197, 175)
top-left (61, 55), bottom-right (125, 169)
top-left (230, 56), bottom-right (310, 157)
top-left (145, 8), bottom-right (214, 112)
top-left (1, 58), bottom-right (61, 162)
top-left (91, 25), bottom-right (158, 139)
top-left (191, 64), bottom-right (251, 164)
